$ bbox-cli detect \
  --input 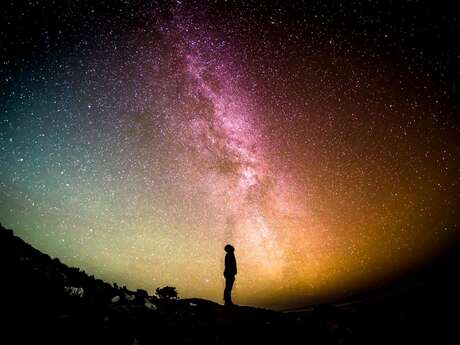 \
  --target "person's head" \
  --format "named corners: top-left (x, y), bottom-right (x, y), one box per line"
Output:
top-left (224, 244), bottom-right (234, 253)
